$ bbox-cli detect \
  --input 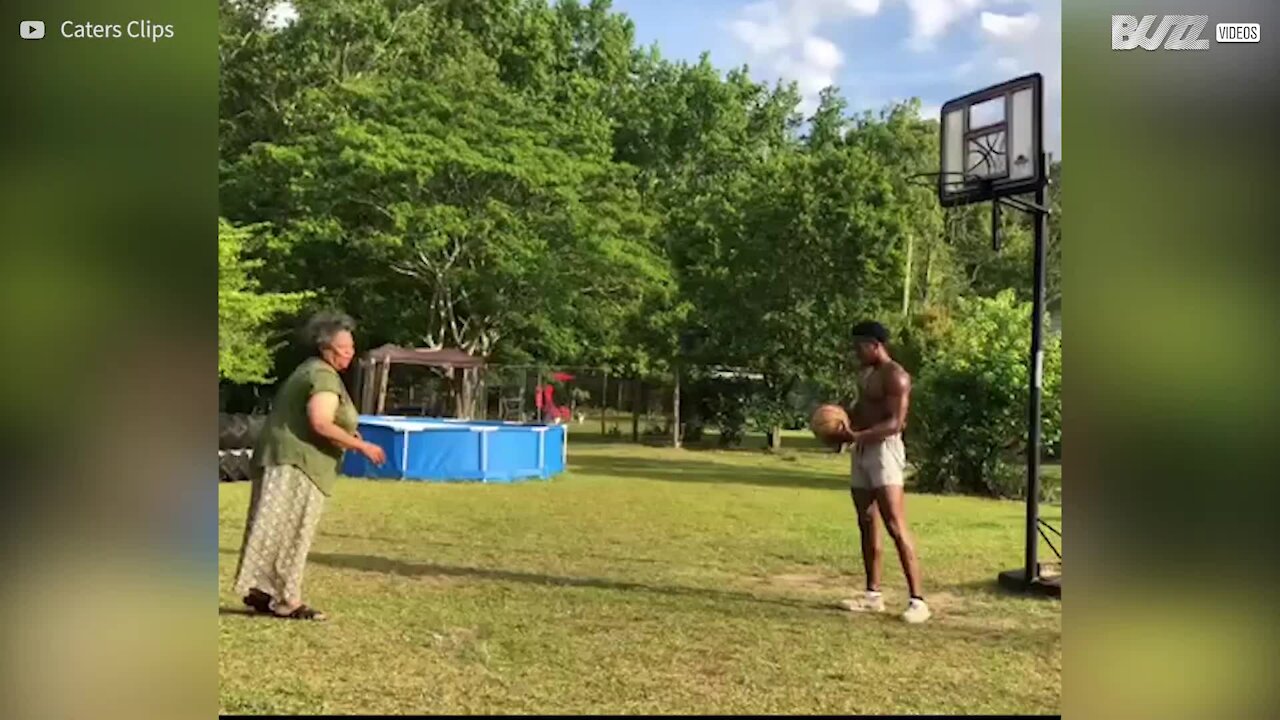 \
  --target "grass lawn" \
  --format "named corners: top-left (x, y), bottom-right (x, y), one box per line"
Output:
top-left (219, 438), bottom-right (1061, 715)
